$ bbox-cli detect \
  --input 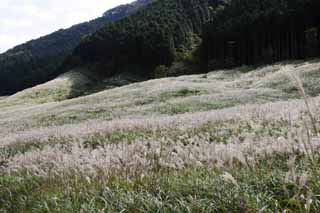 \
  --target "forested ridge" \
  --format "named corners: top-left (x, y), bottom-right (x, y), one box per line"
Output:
top-left (0, 0), bottom-right (153, 95)
top-left (68, 0), bottom-right (320, 77)
top-left (69, 0), bottom-right (220, 77)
